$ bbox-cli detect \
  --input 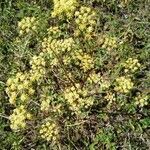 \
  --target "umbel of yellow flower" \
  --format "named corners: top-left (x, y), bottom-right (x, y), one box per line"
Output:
top-left (42, 37), bottom-right (75, 58)
top-left (104, 92), bottom-right (116, 104)
top-left (63, 83), bottom-right (94, 114)
top-left (87, 72), bottom-right (100, 84)
top-left (29, 53), bottom-right (46, 81)
top-left (6, 72), bottom-right (34, 105)
top-left (74, 6), bottom-right (97, 37)
top-left (114, 76), bottom-right (134, 93)
top-left (39, 121), bottom-right (59, 141)
top-left (86, 72), bottom-right (110, 93)
top-left (80, 54), bottom-right (94, 72)
top-left (123, 58), bottom-right (141, 73)
top-left (18, 16), bottom-right (38, 35)
top-left (52, 0), bottom-right (78, 18)
top-left (73, 50), bottom-right (94, 72)
top-left (6, 52), bottom-right (46, 106)
top-left (9, 105), bottom-right (32, 130)
top-left (135, 94), bottom-right (149, 107)
top-left (97, 35), bottom-right (117, 51)
top-left (6, 53), bottom-right (47, 106)
top-left (40, 95), bottom-right (51, 112)
top-left (47, 26), bottom-right (62, 38)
